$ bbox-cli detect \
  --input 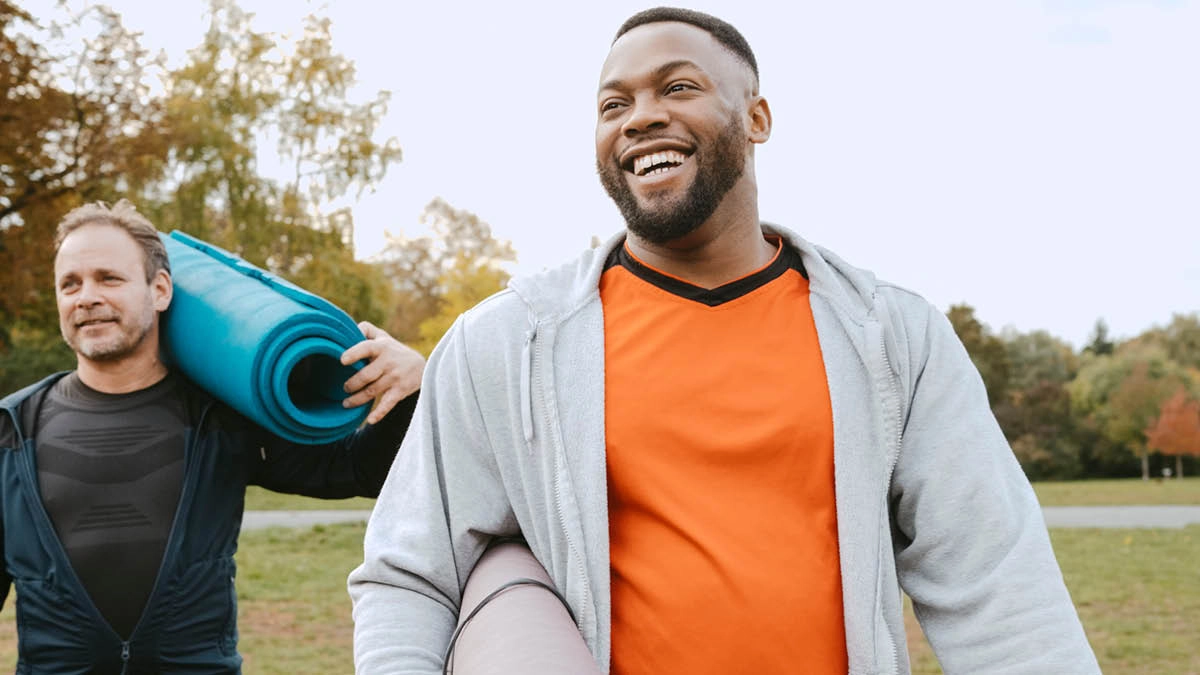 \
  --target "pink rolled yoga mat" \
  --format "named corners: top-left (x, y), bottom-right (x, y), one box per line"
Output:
top-left (446, 542), bottom-right (602, 675)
